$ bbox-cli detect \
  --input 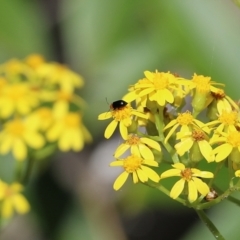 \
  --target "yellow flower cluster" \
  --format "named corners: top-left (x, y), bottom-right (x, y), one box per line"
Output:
top-left (99, 70), bottom-right (240, 205)
top-left (0, 55), bottom-right (91, 161)
top-left (0, 54), bottom-right (91, 219)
